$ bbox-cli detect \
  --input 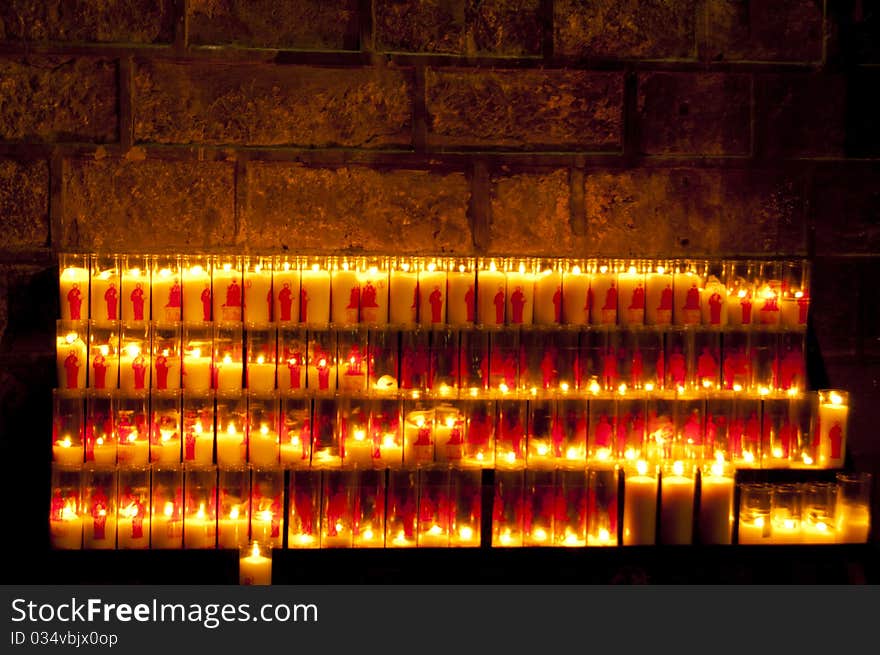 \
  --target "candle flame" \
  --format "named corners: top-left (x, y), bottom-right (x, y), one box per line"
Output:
top-left (99, 270), bottom-right (112, 280)
top-left (65, 332), bottom-right (78, 344)
top-left (251, 542), bottom-right (261, 558)
top-left (829, 391), bottom-right (844, 406)
top-left (163, 502), bottom-right (174, 518)
top-left (311, 264), bottom-right (320, 272)
top-left (802, 454), bottom-right (814, 466)
top-left (126, 344), bottom-right (141, 358)
top-left (628, 266), bottom-right (637, 275)
top-left (572, 265), bottom-right (582, 275)
top-left (130, 268), bottom-right (141, 277)
top-left (559, 382), bottom-right (570, 393)
top-left (498, 383), bottom-right (509, 394)
top-left (499, 530), bottom-right (512, 546)
top-left (227, 422), bottom-right (237, 435)
top-left (533, 528), bottom-right (548, 542)
top-left (190, 265), bottom-right (204, 275)
top-left (598, 528), bottom-right (611, 543)
top-left (589, 381), bottom-right (601, 394)
top-left (353, 429), bottom-right (366, 442)
top-left (191, 347), bottom-right (201, 358)
top-left (257, 355), bottom-right (265, 365)
top-left (565, 447), bottom-right (580, 460)
top-left (732, 383), bottom-right (743, 392)
top-left (230, 506), bottom-right (240, 520)
top-left (458, 264), bottom-right (465, 273)
top-left (795, 291), bottom-right (804, 299)
top-left (223, 354), bottom-right (232, 365)
top-left (260, 424), bottom-right (270, 436)
top-left (505, 452), bottom-right (516, 464)
top-left (61, 502), bottom-right (78, 521)
top-left (618, 383), bottom-right (627, 395)
top-left (518, 263), bottom-right (525, 274)
top-left (599, 265), bottom-right (608, 274)
top-left (428, 524), bottom-right (443, 537)
top-left (488, 261), bottom-right (497, 272)
top-left (159, 268), bottom-right (171, 278)
top-left (259, 510), bottom-right (273, 523)
top-left (673, 461), bottom-right (685, 476)
top-left (427, 262), bottom-right (436, 272)
top-left (536, 443), bottom-right (549, 456)
top-left (636, 460), bottom-right (648, 476)
top-left (58, 437), bottom-right (72, 448)
top-left (99, 345), bottom-right (110, 357)
top-left (193, 422), bottom-right (203, 435)
top-left (196, 503), bottom-right (206, 520)
top-left (644, 382), bottom-right (655, 392)
top-left (459, 526), bottom-right (474, 541)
